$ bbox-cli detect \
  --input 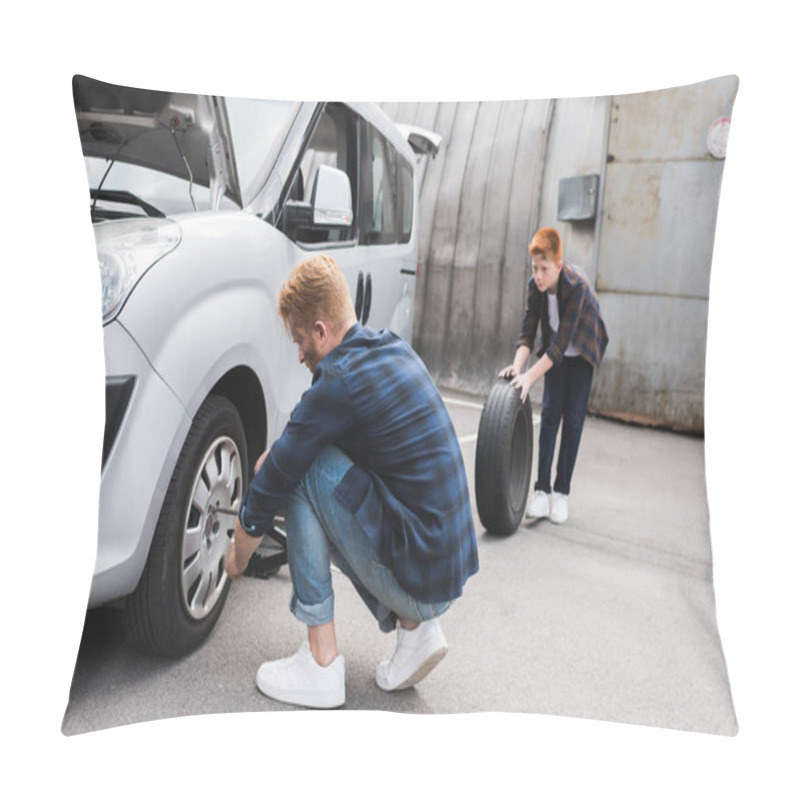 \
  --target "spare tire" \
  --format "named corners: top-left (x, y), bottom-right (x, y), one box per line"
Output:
top-left (475, 379), bottom-right (534, 536)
